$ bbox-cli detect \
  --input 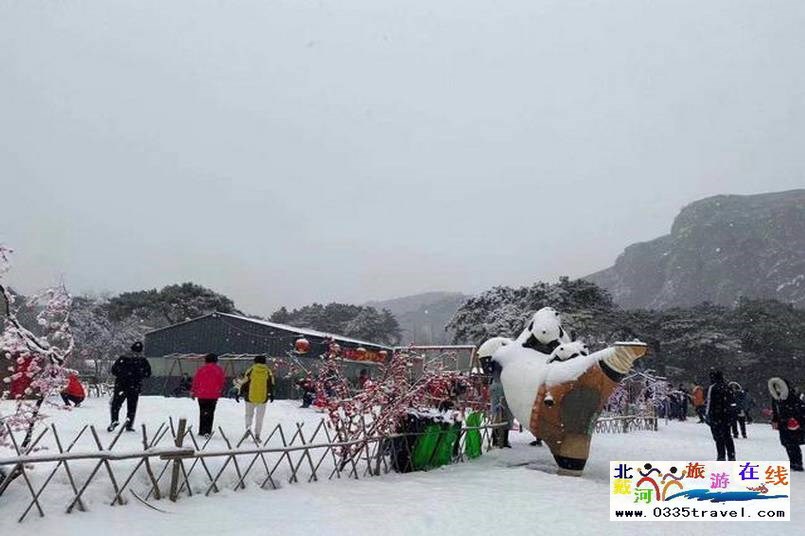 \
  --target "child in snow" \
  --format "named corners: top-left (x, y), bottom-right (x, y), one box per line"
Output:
top-left (768, 377), bottom-right (805, 471)
top-left (239, 355), bottom-right (274, 441)
top-left (191, 353), bottom-right (226, 438)
top-left (61, 373), bottom-right (86, 407)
